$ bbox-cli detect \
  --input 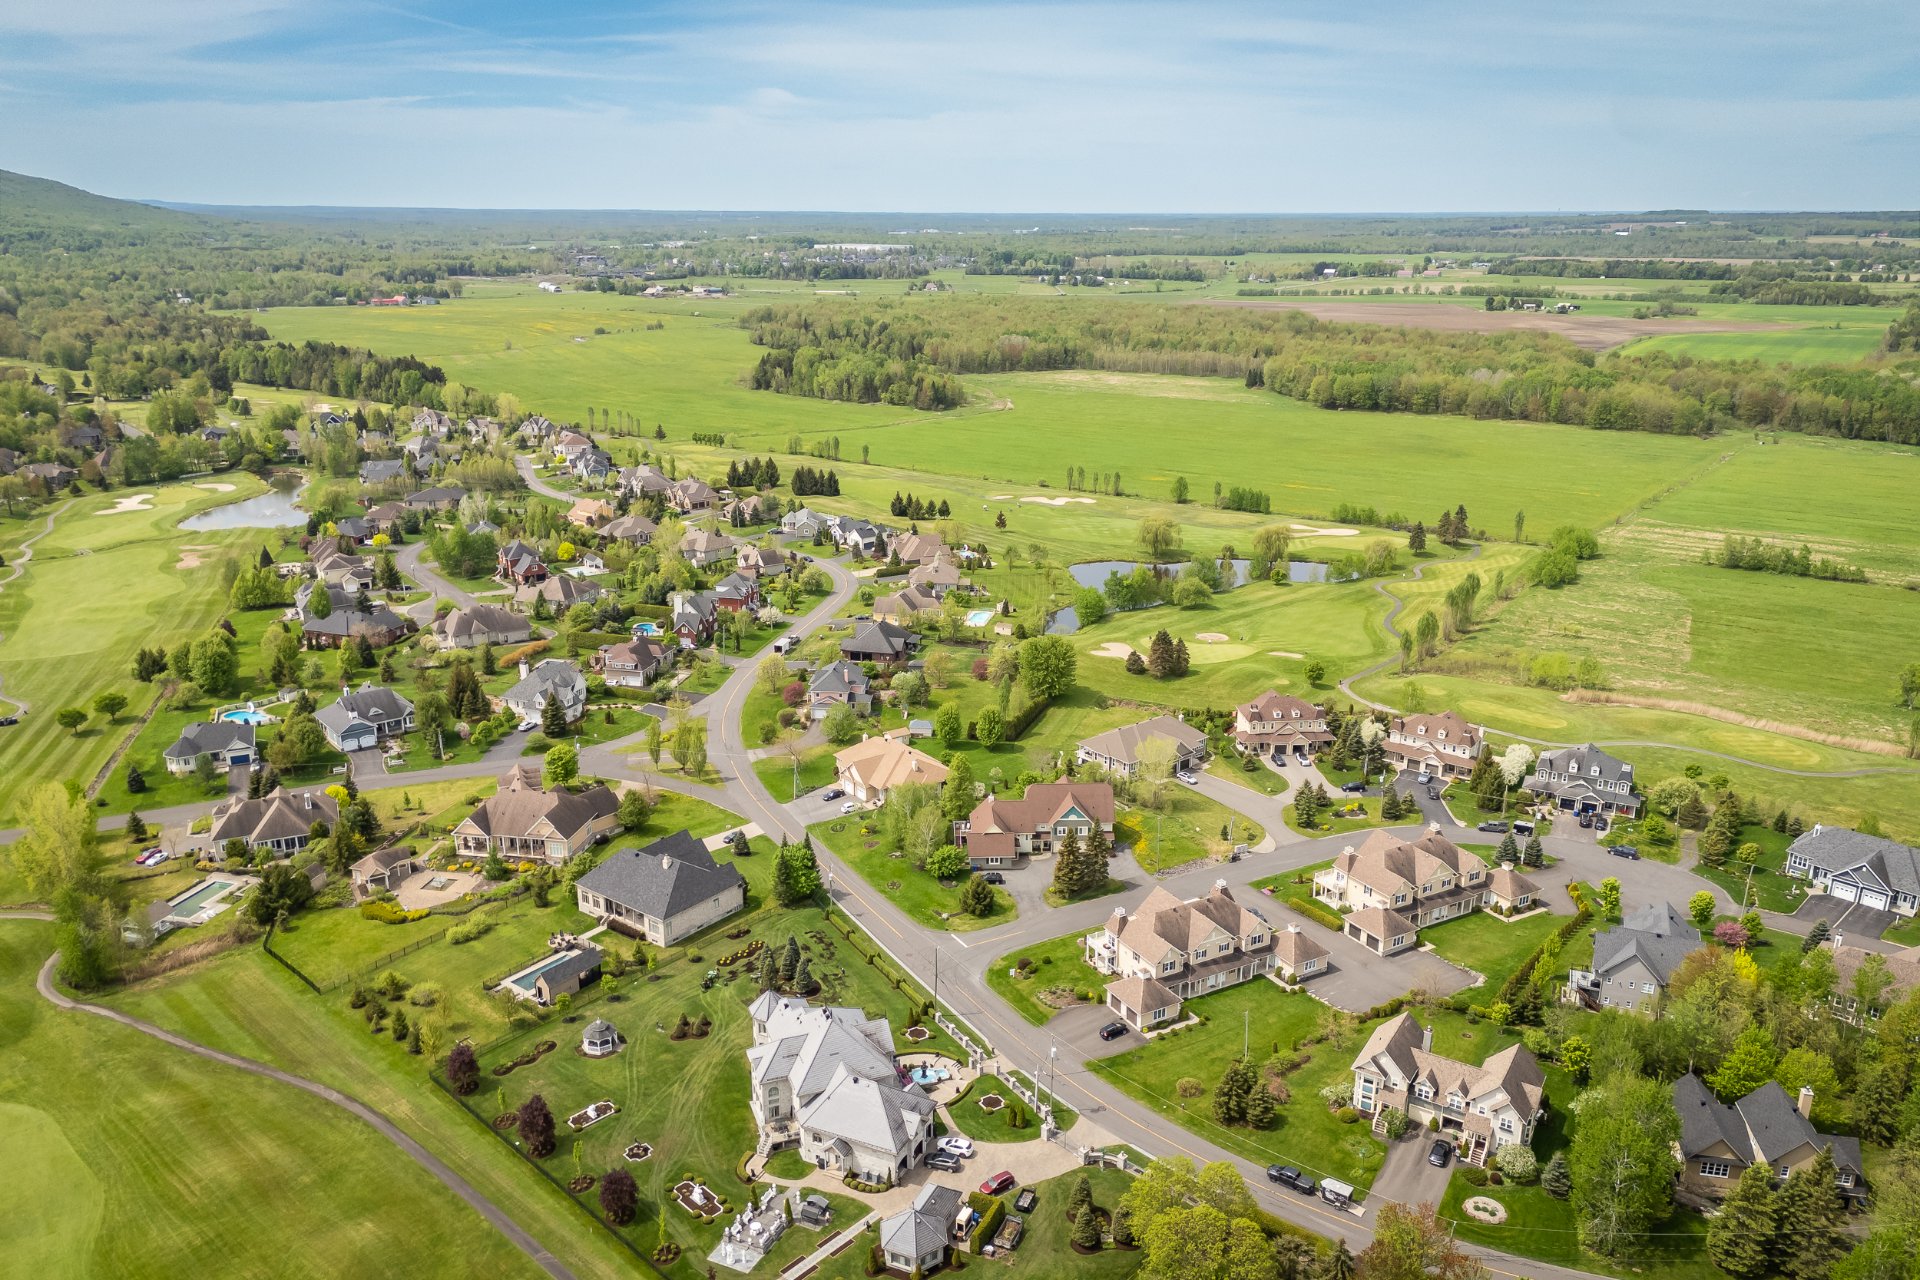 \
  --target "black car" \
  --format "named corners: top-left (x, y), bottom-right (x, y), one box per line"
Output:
top-left (1428, 1139), bottom-right (1454, 1168)
top-left (926, 1153), bottom-right (963, 1173)
top-left (1265, 1165), bottom-right (1316, 1194)
top-left (0, 715), bottom-right (16, 727)
top-left (1426, 787), bottom-right (1439, 801)
top-left (1098, 1021), bottom-right (1129, 1042)
top-left (1577, 813), bottom-right (1595, 828)
top-left (981, 871), bottom-right (1006, 885)
top-left (1476, 820), bottom-right (1510, 834)
top-left (1340, 781), bottom-right (1367, 794)
top-left (821, 787), bottom-right (844, 801)
top-left (1594, 816), bottom-right (1610, 833)
top-left (1610, 845), bottom-right (1642, 860)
